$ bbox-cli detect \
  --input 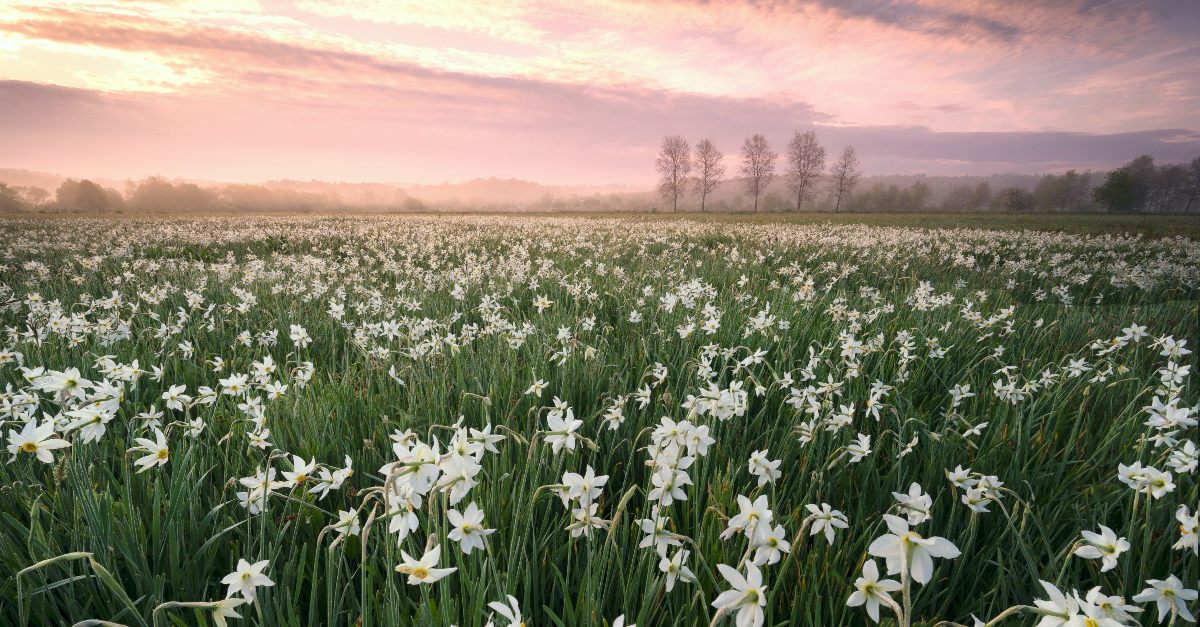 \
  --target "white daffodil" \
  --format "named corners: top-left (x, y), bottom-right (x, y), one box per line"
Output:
top-left (711, 562), bottom-right (767, 627)
top-left (867, 514), bottom-right (960, 584)
top-left (6, 418), bottom-right (70, 463)
top-left (847, 559), bottom-right (901, 623)
top-left (1073, 524), bottom-right (1129, 572)
top-left (396, 544), bottom-right (457, 585)
top-left (221, 559), bottom-right (274, 601)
